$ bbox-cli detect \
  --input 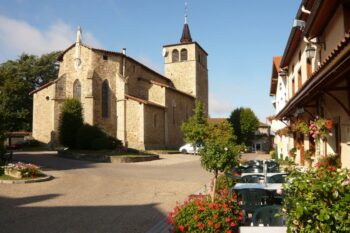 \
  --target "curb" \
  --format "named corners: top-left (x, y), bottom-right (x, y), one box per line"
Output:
top-left (0, 174), bottom-right (53, 184)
